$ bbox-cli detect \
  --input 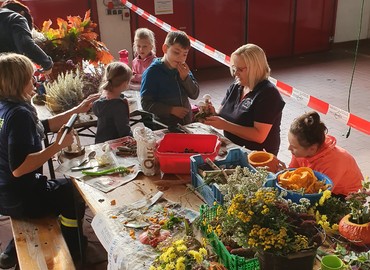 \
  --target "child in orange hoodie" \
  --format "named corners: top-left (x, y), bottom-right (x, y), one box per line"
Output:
top-left (287, 111), bottom-right (363, 196)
